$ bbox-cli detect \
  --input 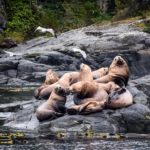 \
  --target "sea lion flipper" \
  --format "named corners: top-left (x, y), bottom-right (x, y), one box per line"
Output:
top-left (108, 88), bottom-right (126, 103)
top-left (79, 101), bottom-right (104, 115)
